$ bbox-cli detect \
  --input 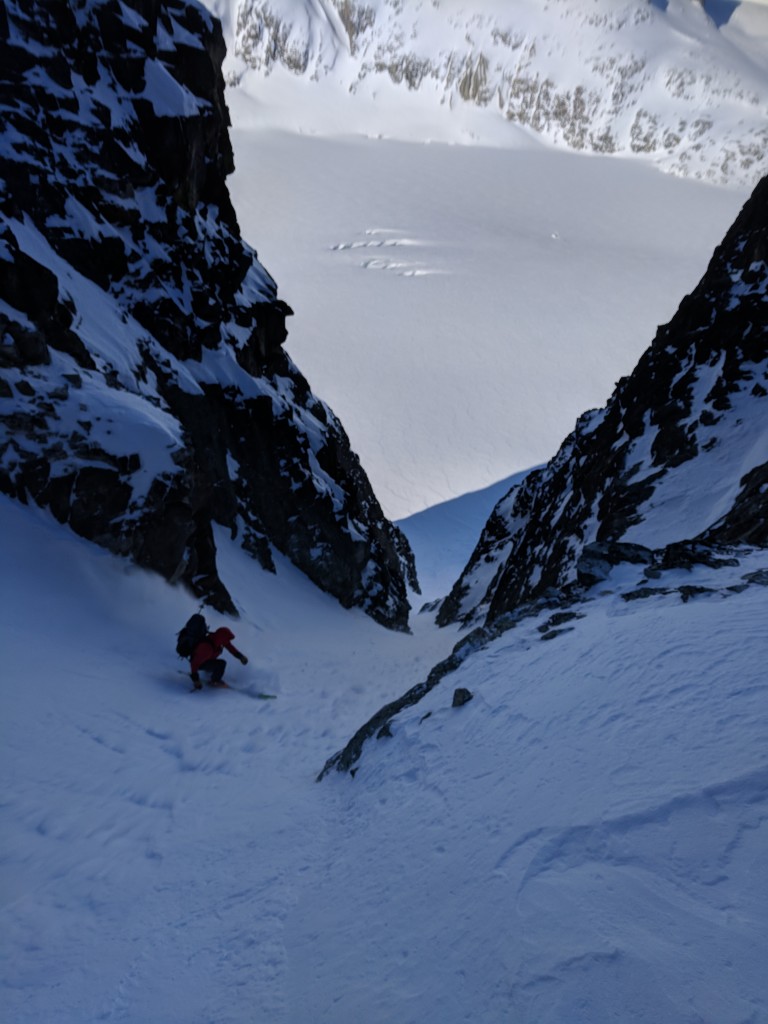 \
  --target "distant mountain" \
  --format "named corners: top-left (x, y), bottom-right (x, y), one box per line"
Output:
top-left (0, 0), bottom-right (416, 628)
top-left (319, 171), bottom-right (767, 777)
top-left (210, 0), bottom-right (768, 185)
